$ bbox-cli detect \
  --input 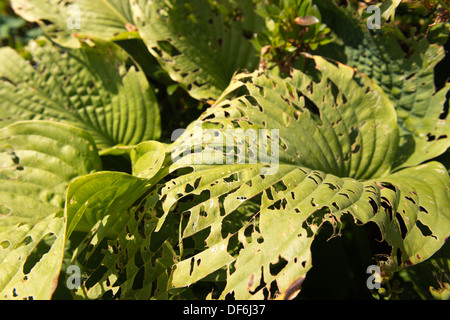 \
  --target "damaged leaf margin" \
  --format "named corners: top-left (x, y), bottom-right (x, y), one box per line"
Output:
top-left (157, 56), bottom-right (450, 299)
